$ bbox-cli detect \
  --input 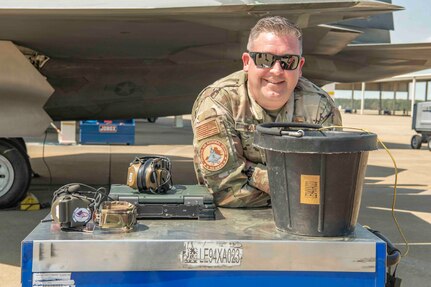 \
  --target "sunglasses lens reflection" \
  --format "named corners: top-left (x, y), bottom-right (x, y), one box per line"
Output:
top-left (251, 52), bottom-right (299, 70)
top-left (280, 56), bottom-right (299, 70)
top-left (255, 53), bottom-right (274, 68)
